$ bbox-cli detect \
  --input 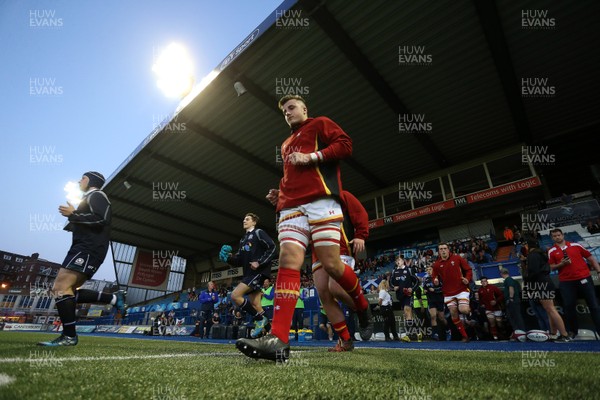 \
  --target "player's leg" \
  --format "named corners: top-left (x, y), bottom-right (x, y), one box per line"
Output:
top-left (456, 294), bottom-right (471, 342)
top-left (38, 268), bottom-right (86, 346)
top-left (327, 277), bottom-right (356, 311)
top-left (309, 199), bottom-right (369, 316)
top-left (486, 311), bottom-right (498, 339)
top-left (236, 211), bottom-right (308, 361)
top-left (313, 265), bottom-right (353, 351)
top-left (428, 306), bottom-right (439, 340)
